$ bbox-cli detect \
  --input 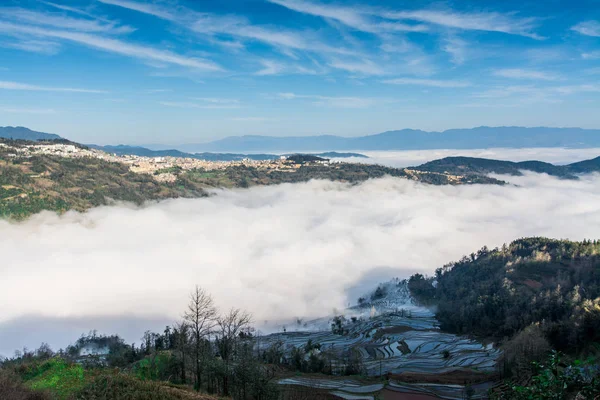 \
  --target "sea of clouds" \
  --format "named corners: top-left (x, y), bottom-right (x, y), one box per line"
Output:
top-left (341, 147), bottom-right (600, 167)
top-left (2, 148), bottom-right (600, 356)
